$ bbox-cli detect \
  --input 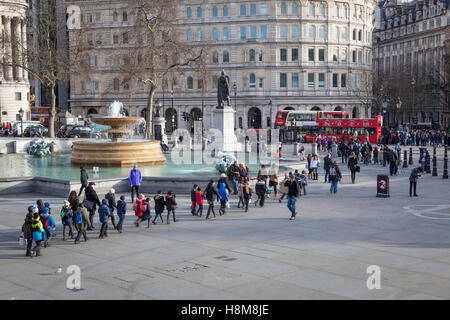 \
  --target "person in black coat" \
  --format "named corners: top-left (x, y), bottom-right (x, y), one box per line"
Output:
top-left (347, 152), bottom-right (358, 184)
top-left (254, 178), bottom-right (267, 207)
top-left (85, 182), bottom-right (101, 230)
top-left (165, 191), bottom-right (178, 224)
top-left (205, 179), bottom-right (219, 219)
top-left (153, 191), bottom-right (166, 224)
top-left (78, 167), bottom-right (89, 196)
top-left (105, 189), bottom-right (117, 230)
top-left (190, 185), bottom-right (198, 216)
